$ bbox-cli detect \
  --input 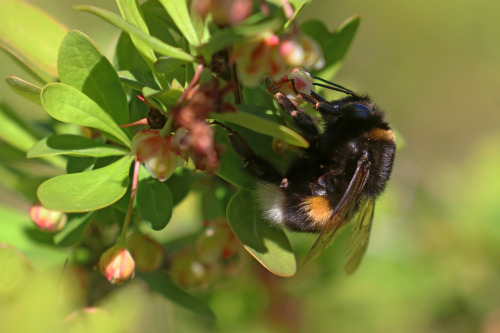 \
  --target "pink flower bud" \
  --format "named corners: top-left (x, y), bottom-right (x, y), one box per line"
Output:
top-left (131, 130), bottom-right (185, 181)
top-left (280, 34), bottom-right (325, 70)
top-left (233, 33), bottom-right (287, 87)
top-left (194, 0), bottom-right (252, 27)
top-left (29, 204), bottom-right (67, 232)
top-left (127, 233), bottom-right (164, 272)
top-left (273, 68), bottom-right (315, 103)
top-left (99, 246), bottom-right (135, 285)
